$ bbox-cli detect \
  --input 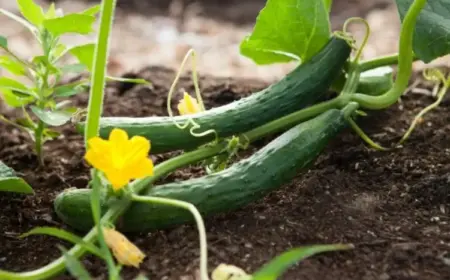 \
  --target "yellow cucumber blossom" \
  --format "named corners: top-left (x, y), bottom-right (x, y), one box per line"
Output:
top-left (103, 227), bottom-right (146, 268)
top-left (84, 128), bottom-right (154, 191)
top-left (177, 92), bottom-right (202, 115)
